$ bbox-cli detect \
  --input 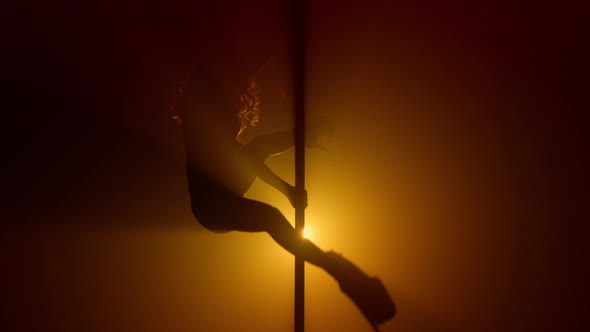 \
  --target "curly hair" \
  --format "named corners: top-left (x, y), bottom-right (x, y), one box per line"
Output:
top-left (169, 75), bottom-right (262, 141)
top-left (236, 79), bottom-right (261, 140)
